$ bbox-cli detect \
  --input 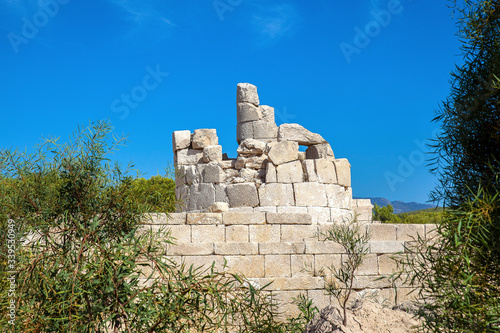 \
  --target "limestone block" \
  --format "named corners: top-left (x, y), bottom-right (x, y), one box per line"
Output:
top-left (239, 168), bottom-right (258, 182)
top-left (192, 225), bottom-right (225, 243)
top-left (277, 123), bottom-right (327, 146)
top-left (236, 122), bottom-right (253, 143)
top-left (201, 163), bottom-right (226, 183)
top-left (176, 149), bottom-right (203, 165)
top-left (294, 182), bottom-right (327, 207)
top-left (367, 224), bottom-right (397, 241)
top-left (330, 208), bottom-right (355, 223)
top-left (298, 151), bottom-right (306, 161)
top-left (228, 207), bottom-right (254, 213)
top-left (303, 160), bottom-right (318, 182)
top-left (277, 160), bottom-right (304, 183)
top-left (237, 82), bottom-right (259, 106)
top-left (142, 212), bottom-right (185, 225)
top-left (396, 224), bottom-right (425, 241)
top-left (315, 159), bottom-right (337, 184)
top-left (180, 255), bottom-right (225, 272)
top-left (353, 253), bottom-right (378, 275)
top-left (202, 145), bottom-right (222, 163)
top-left (259, 242), bottom-right (305, 255)
top-left (226, 183), bottom-right (260, 207)
top-left (281, 225), bottom-right (318, 242)
top-left (265, 255), bottom-right (291, 277)
top-left (187, 184), bottom-right (215, 211)
top-left (260, 105), bottom-right (275, 123)
top-left (307, 207), bottom-right (331, 223)
top-left (265, 161), bottom-right (277, 183)
top-left (258, 183), bottom-right (294, 206)
top-left (254, 206), bottom-right (277, 213)
top-left (168, 243), bottom-right (213, 256)
top-left (325, 184), bottom-right (352, 209)
top-left (253, 120), bottom-right (278, 140)
top-left (267, 141), bottom-right (299, 165)
top-left (175, 185), bottom-right (189, 211)
top-left (256, 276), bottom-right (324, 291)
top-left (305, 241), bottom-right (345, 254)
top-left (214, 184), bottom-right (229, 203)
top-left (192, 129), bottom-right (218, 149)
top-left (369, 241), bottom-right (404, 253)
top-left (187, 213), bottom-right (222, 225)
top-left (249, 225), bottom-right (280, 243)
top-left (168, 225), bottom-right (191, 243)
top-left (237, 102), bottom-right (262, 123)
top-left (207, 202), bottom-right (229, 213)
top-left (177, 165), bottom-right (201, 185)
top-left (378, 254), bottom-right (402, 274)
top-left (351, 275), bottom-right (392, 289)
top-left (222, 212), bottom-right (266, 225)
top-left (267, 213), bottom-right (312, 225)
top-left (172, 130), bottom-right (191, 151)
top-left (224, 255), bottom-right (264, 277)
top-left (352, 199), bottom-right (374, 222)
top-left (219, 159), bottom-right (235, 169)
top-left (291, 254), bottom-right (314, 277)
top-left (244, 155), bottom-right (268, 169)
top-left (226, 225), bottom-right (249, 242)
top-left (306, 143), bottom-right (334, 159)
top-left (314, 254), bottom-right (342, 276)
top-left (234, 156), bottom-right (246, 170)
top-left (334, 158), bottom-right (351, 187)
top-left (276, 206), bottom-right (308, 214)
top-left (237, 138), bottom-right (266, 156)
top-left (215, 242), bottom-right (259, 255)
top-left (307, 289), bottom-right (332, 311)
